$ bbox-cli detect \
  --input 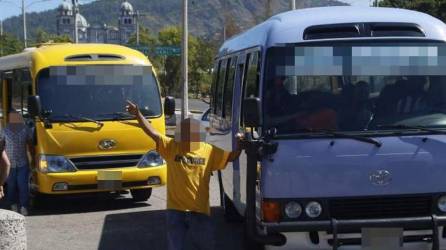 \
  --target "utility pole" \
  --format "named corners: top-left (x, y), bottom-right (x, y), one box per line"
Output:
top-left (1, 19), bottom-right (3, 56)
top-left (136, 13), bottom-right (140, 46)
top-left (181, 0), bottom-right (188, 121)
top-left (22, 0), bottom-right (27, 47)
top-left (134, 11), bottom-right (147, 46)
top-left (291, 0), bottom-right (296, 10)
top-left (72, 0), bottom-right (78, 43)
